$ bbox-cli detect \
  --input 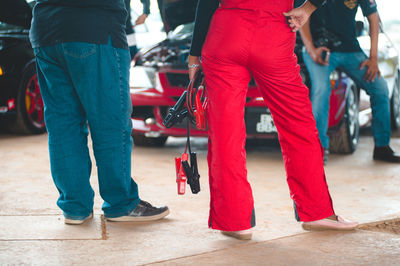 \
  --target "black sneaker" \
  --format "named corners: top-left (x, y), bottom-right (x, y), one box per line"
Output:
top-left (373, 146), bottom-right (400, 163)
top-left (106, 200), bottom-right (169, 222)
